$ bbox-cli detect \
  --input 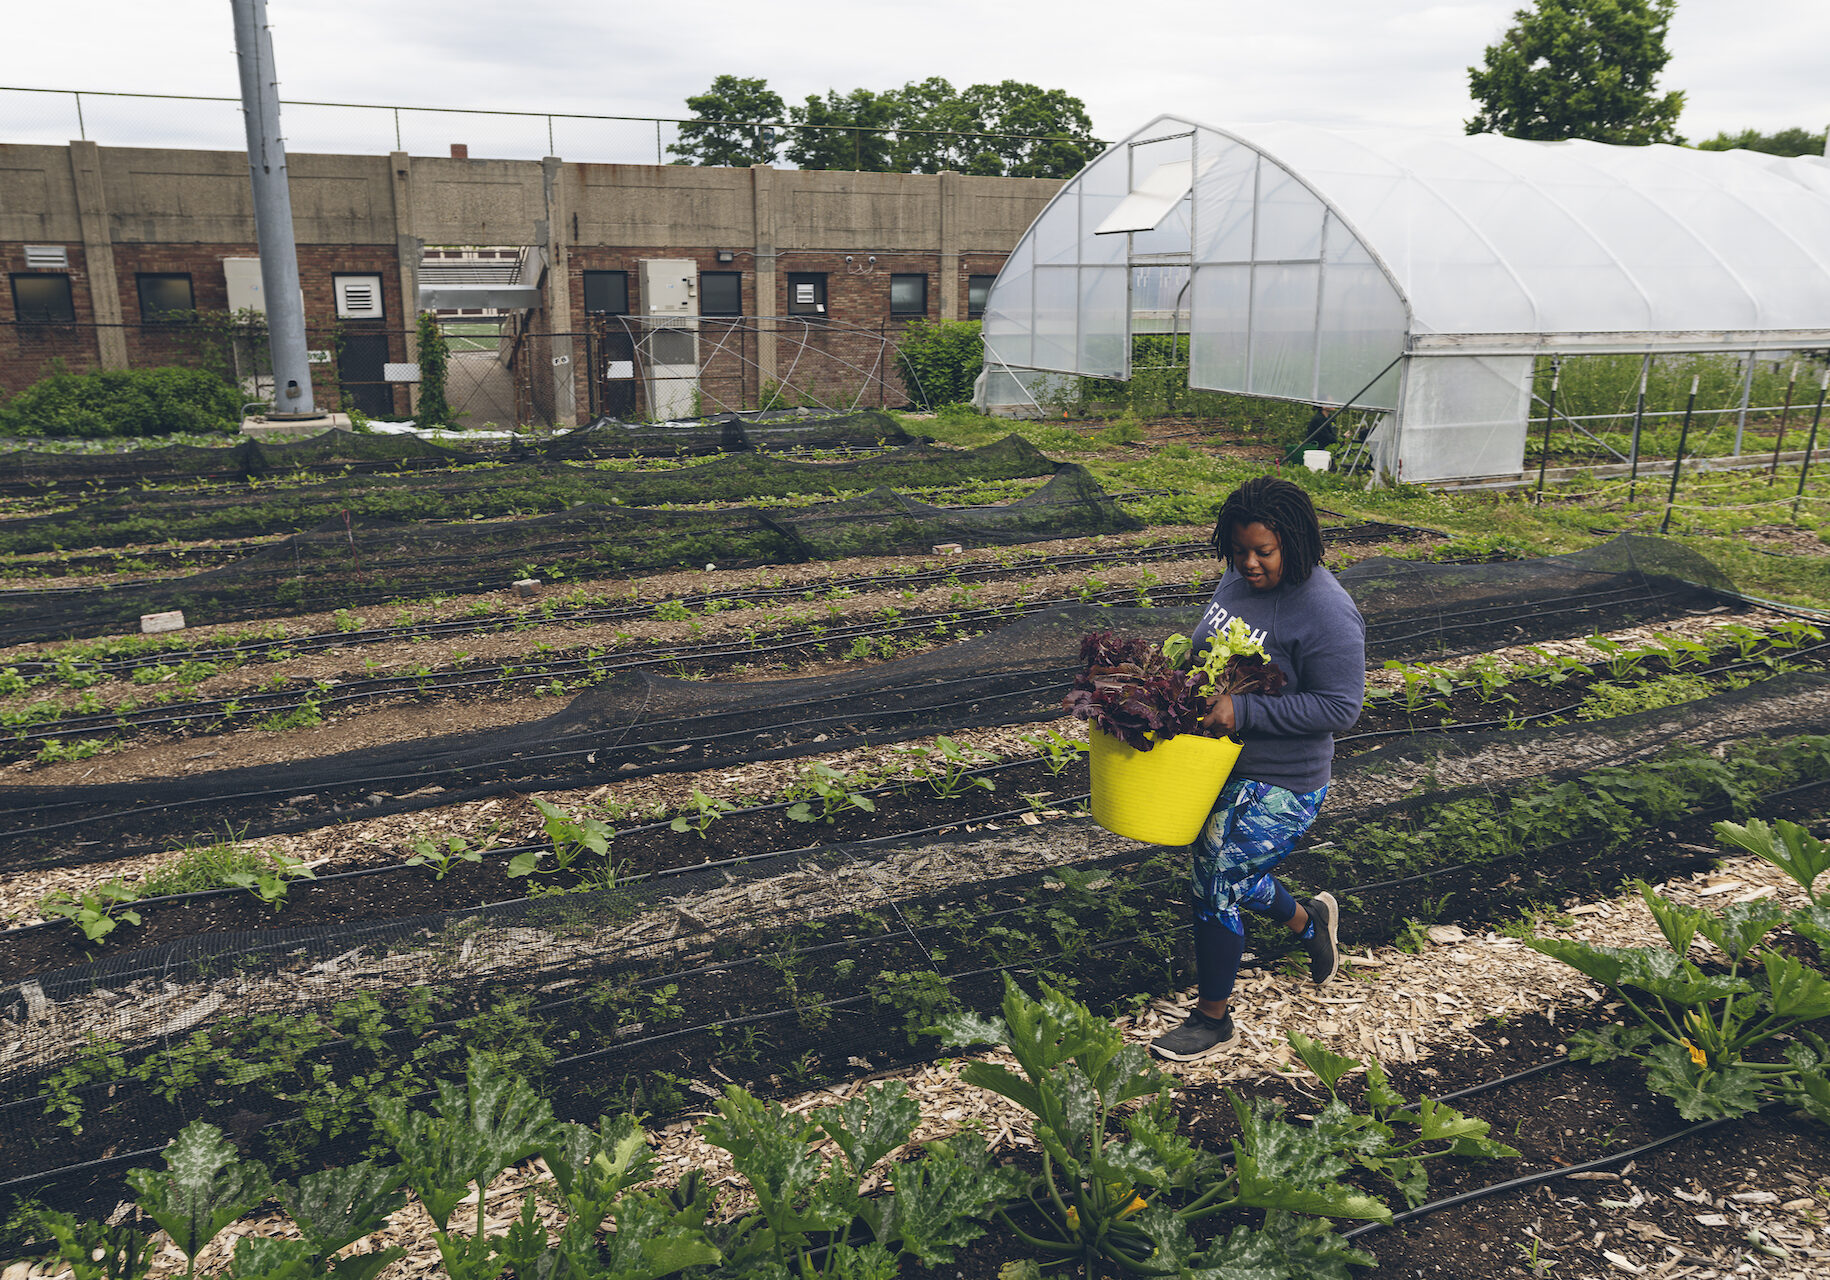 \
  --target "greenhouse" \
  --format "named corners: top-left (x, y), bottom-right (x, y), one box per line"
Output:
top-left (976, 116), bottom-right (1830, 481)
